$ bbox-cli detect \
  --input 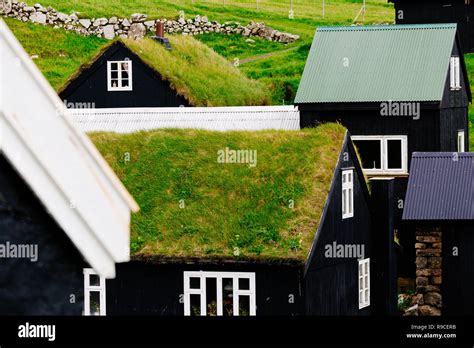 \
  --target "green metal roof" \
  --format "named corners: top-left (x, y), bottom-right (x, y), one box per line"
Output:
top-left (295, 24), bottom-right (457, 104)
